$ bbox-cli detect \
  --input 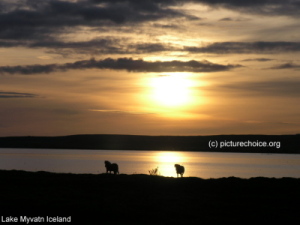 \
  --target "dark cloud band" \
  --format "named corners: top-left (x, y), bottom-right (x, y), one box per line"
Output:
top-left (0, 58), bottom-right (241, 75)
top-left (219, 80), bottom-right (300, 97)
top-left (269, 63), bottom-right (300, 70)
top-left (185, 42), bottom-right (300, 54)
top-left (192, 0), bottom-right (300, 17)
top-left (0, 91), bottom-right (38, 98)
top-left (1, 0), bottom-right (298, 43)
top-left (2, 39), bottom-right (300, 56)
